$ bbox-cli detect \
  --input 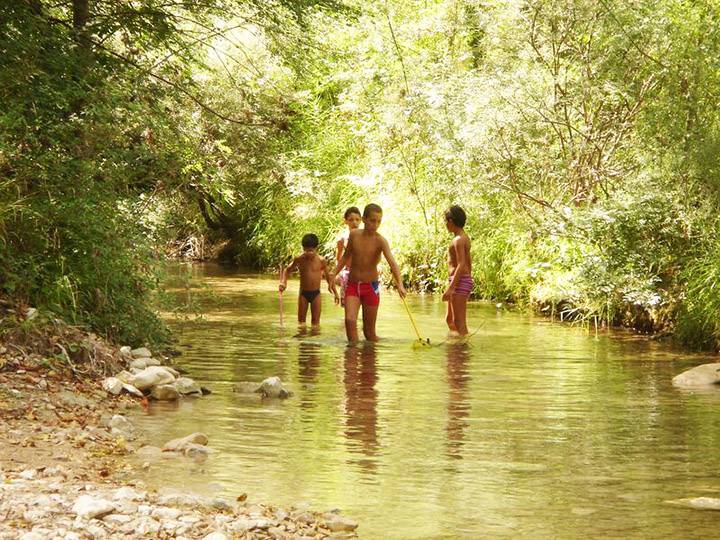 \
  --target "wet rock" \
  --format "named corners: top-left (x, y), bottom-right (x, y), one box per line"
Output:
top-left (183, 443), bottom-right (210, 459)
top-left (131, 366), bottom-right (175, 391)
top-left (163, 432), bottom-right (209, 452)
top-left (175, 377), bottom-right (202, 396)
top-left (258, 376), bottom-right (293, 399)
top-left (672, 363), bottom-right (720, 387)
top-left (131, 347), bottom-right (152, 359)
top-left (150, 384), bottom-right (180, 401)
